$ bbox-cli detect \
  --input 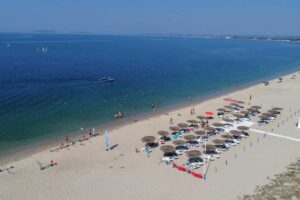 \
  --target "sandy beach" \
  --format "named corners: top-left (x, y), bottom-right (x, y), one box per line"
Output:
top-left (1, 71), bottom-right (300, 200)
